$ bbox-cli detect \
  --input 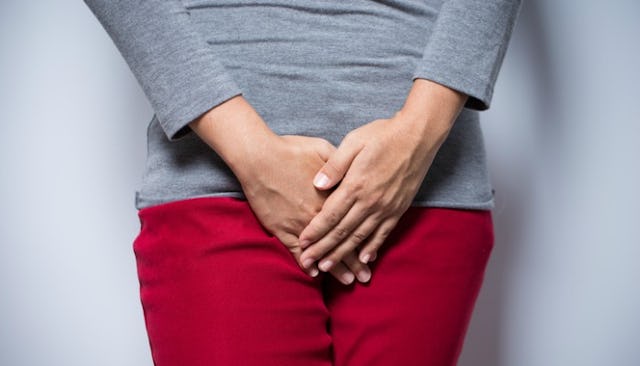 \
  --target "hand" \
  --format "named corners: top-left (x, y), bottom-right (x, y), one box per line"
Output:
top-left (298, 79), bottom-right (466, 274)
top-left (188, 96), bottom-right (371, 284)
top-left (237, 134), bottom-right (372, 284)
